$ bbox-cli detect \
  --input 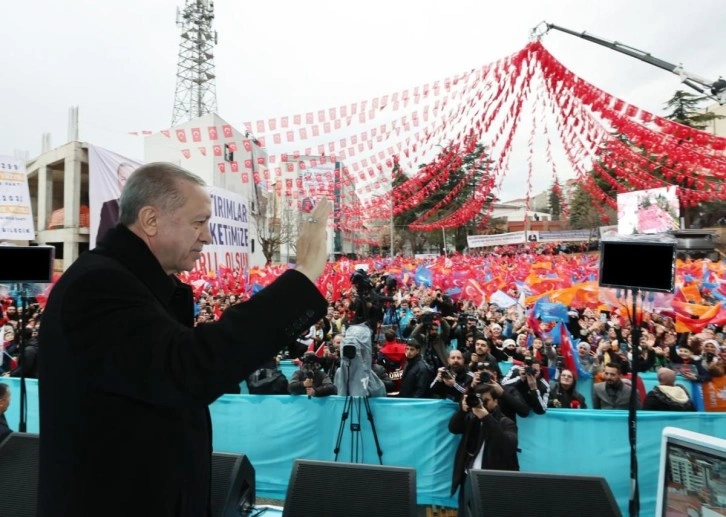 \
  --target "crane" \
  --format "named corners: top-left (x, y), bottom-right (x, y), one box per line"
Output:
top-left (531, 21), bottom-right (726, 105)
